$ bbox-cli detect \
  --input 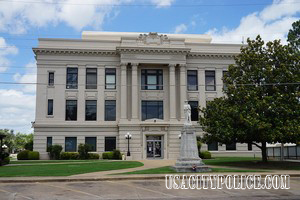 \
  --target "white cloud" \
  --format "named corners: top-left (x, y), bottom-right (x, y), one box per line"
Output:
top-left (0, 89), bottom-right (35, 133)
top-left (206, 0), bottom-right (300, 43)
top-left (151, 0), bottom-right (175, 8)
top-left (174, 23), bottom-right (187, 34)
top-left (0, 0), bottom-right (132, 33)
top-left (13, 61), bottom-right (37, 93)
top-left (0, 37), bottom-right (18, 72)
